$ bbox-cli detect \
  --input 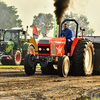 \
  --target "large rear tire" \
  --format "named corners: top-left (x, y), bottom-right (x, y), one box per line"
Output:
top-left (24, 54), bottom-right (36, 75)
top-left (57, 55), bottom-right (70, 77)
top-left (41, 63), bottom-right (57, 75)
top-left (72, 40), bottom-right (94, 76)
top-left (21, 45), bottom-right (35, 65)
